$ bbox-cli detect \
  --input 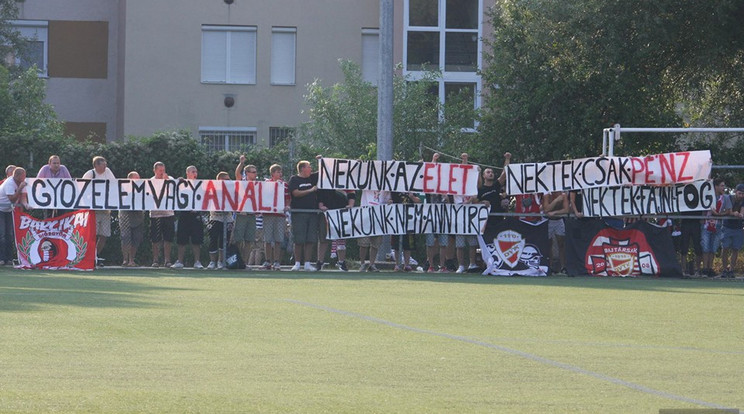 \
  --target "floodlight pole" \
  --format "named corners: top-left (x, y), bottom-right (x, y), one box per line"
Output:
top-left (377, 0), bottom-right (394, 162)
